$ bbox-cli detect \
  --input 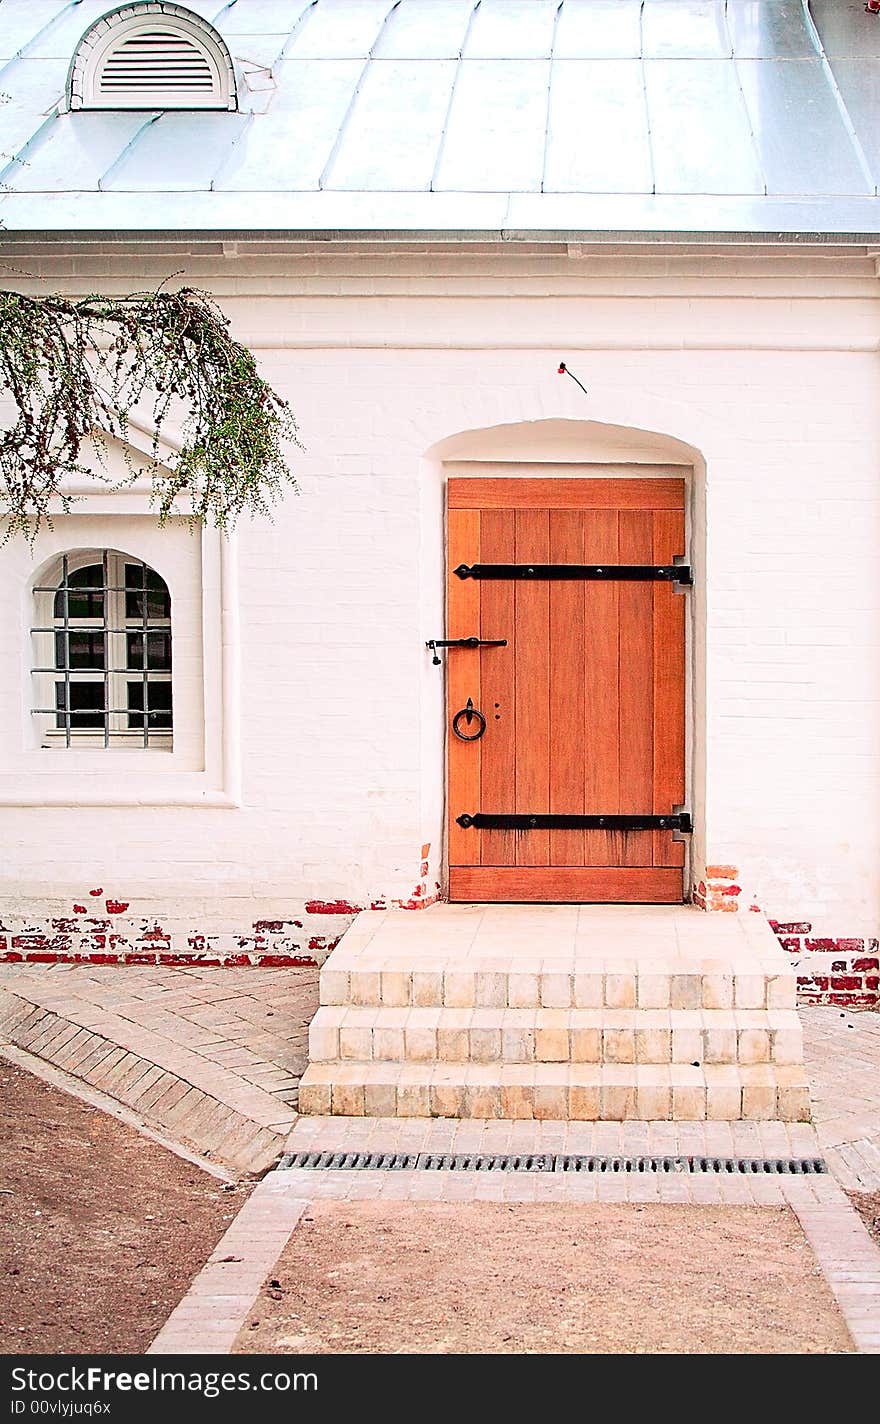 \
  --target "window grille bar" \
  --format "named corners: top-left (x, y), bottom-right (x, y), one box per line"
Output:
top-left (141, 559), bottom-right (149, 748)
top-left (31, 626), bottom-right (170, 634)
top-left (62, 553), bottom-right (70, 748)
top-left (102, 549), bottom-right (110, 748)
top-left (31, 668), bottom-right (172, 677)
top-left (33, 710), bottom-right (173, 718)
top-left (34, 585), bottom-right (142, 594)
